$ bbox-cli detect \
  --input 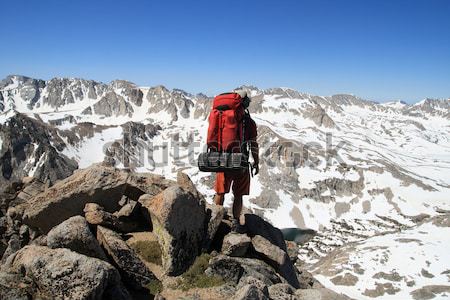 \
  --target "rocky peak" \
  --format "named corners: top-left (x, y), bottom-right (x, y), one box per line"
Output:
top-left (0, 75), bottom-right (46, 110)
top-left (110, 79), bottom-right (137, 90)
top-left (237, 84), bottom-right (260, 91)
top-left (0, 76), bottom-right (14, 89)
top-left (0, 113), bottom-right (77, 190)
top-left (0, 75), bottom-right (34, 89)
top-left (42, 77), bottom-right (108, 108)
top-left (147, 85), bottom-right (171, 99)
top-left (327, 94), bottom-right (377, 107)
top-left (403, 98), bottom-right (450, 119)
top-left (263, 87), bottom-right (308, 99)
top-left (195, 92), bottom-right (211, 100)
top-left (91, 91), bottom-right (134, 117)
top-left (110, 80), bottom-right (143, 106)
top-left (173, 88), bottom-right (192, 98)
top-left (3, 75), bottom-right (38, 84)
top-left (43, 78), bottom-right (76, 107)
top-left (146, 85), bottom-right (194, 121)
top-left (381, 100), bottom-right (408, 110)
top-left (233, 85), bottom-right (262, 97)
